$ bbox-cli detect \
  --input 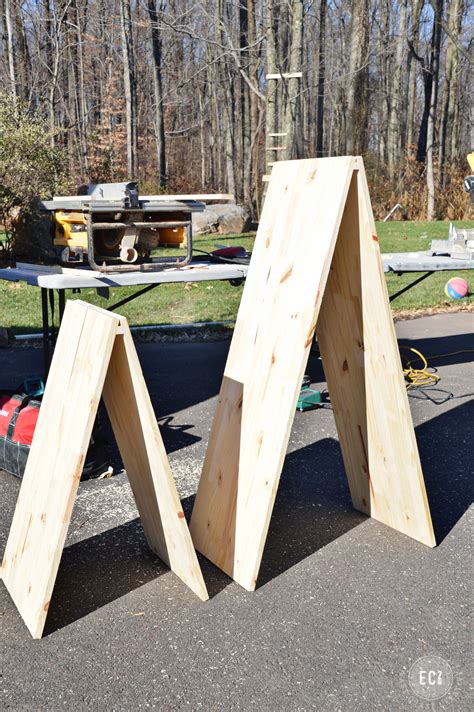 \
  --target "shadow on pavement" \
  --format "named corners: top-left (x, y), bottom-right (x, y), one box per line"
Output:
top-left (157, 415), bottom-right (201, 453)
top-left (44, 495), bottom-right (231, 637)
top-left (258, 438), bottom-right (365, 588)
top-left (3, 329), bottom-right (472, 634)
top-left (44, 519), bottom-right (166, 636)
top-left (416, 398), bottom-right (474, 543)
top-left (20, 397), bottom-right (474, 635)
top-left (257, 395), bottom-right (474, 586)
top-left (398, 332), bottom-right (474, 368)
